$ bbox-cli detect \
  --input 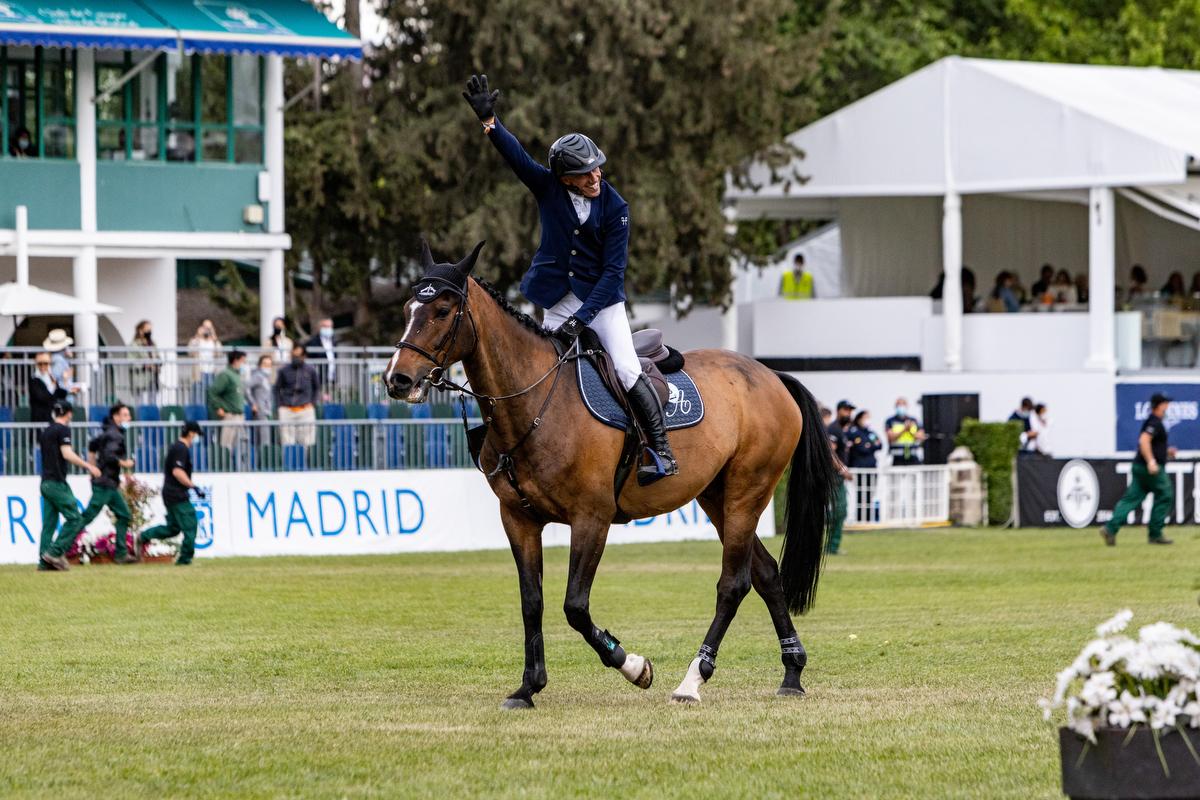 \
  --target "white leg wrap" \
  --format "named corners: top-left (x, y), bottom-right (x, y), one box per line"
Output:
top-left (671, 657), bottom-right (706, 702)
top-left (620, 653), bottom-right (645, 683)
